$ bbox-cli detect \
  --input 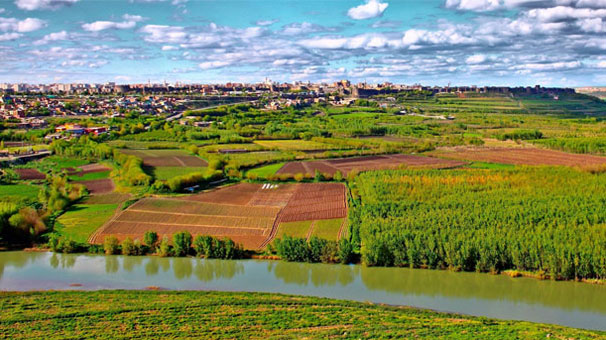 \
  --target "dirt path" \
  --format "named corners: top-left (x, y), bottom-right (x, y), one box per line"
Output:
top-left (306, 220), bottom-right (317, 241)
